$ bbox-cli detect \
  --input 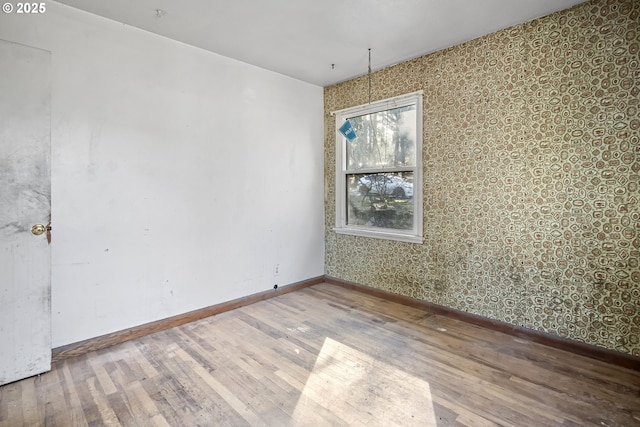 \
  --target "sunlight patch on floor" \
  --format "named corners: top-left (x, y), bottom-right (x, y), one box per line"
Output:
top-left (292, 337), bottom-right (436, 426)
